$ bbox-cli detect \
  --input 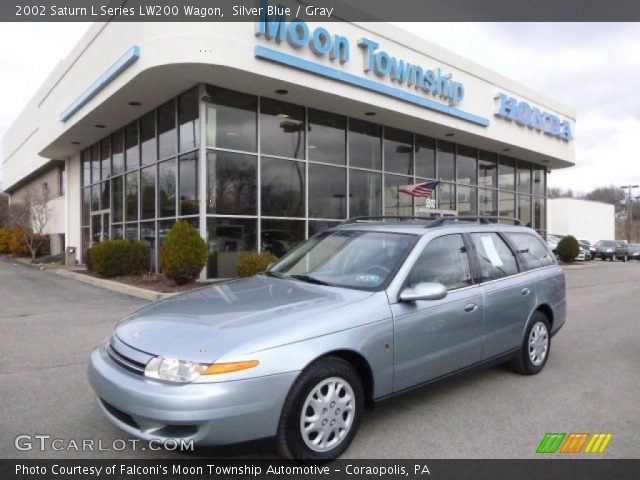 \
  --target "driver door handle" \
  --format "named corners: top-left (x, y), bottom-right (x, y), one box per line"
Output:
top-left (521, 288), bottom-right (530, 296)
top-left (464, 303), bottom-right (478, 312)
